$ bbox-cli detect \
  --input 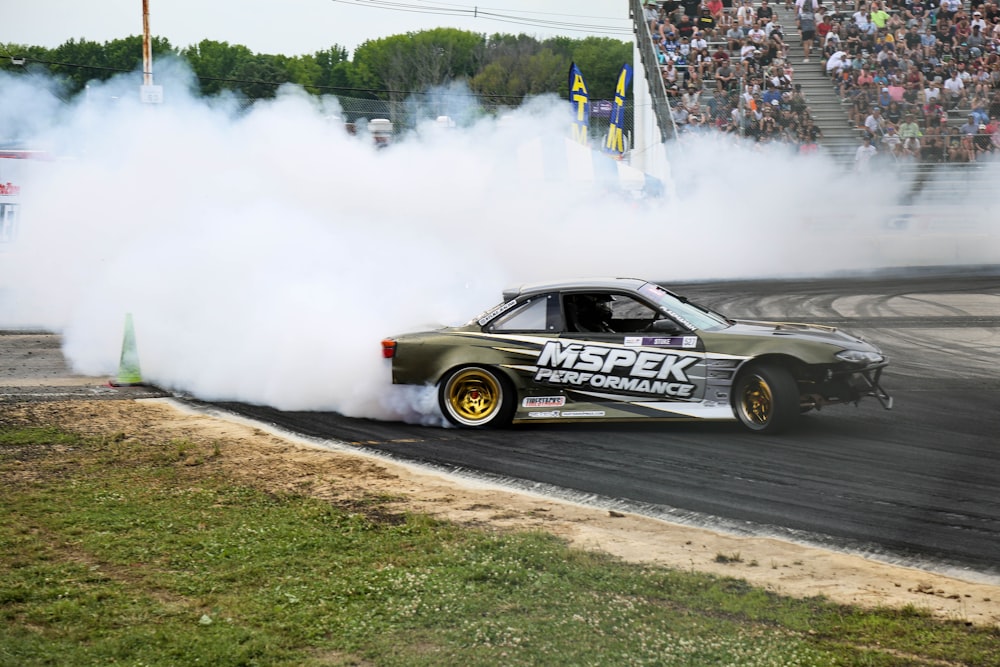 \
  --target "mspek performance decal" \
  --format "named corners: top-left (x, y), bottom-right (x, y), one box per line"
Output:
top-left (534, 341), bottom-right (697, 398)
top-left (522, 396), bottom-right (566, 408)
